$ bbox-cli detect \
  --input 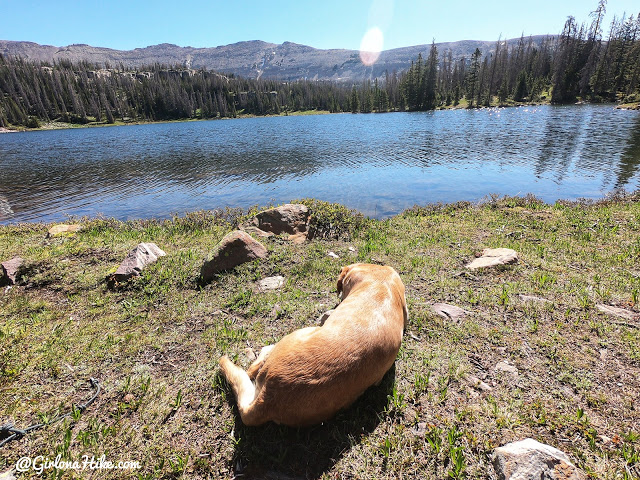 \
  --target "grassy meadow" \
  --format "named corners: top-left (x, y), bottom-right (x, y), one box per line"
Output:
top-left (1, 195), bottom-right (639, 479)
